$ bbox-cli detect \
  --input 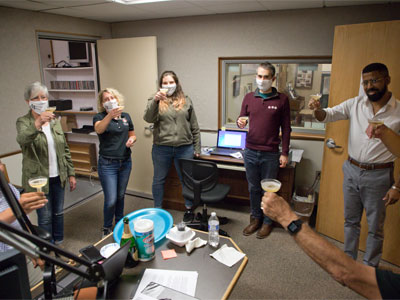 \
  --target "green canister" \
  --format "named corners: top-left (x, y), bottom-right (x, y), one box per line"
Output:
top-left (134, 218), bottom-right (155, 261)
